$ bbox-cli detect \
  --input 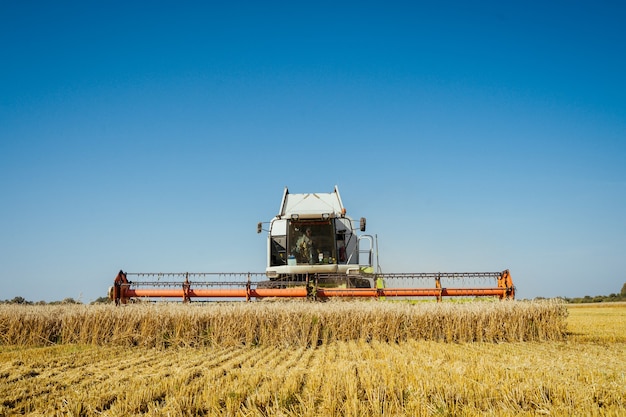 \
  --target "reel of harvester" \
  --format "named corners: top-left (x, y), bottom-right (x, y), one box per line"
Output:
top-left (110, 269), bottom-right (514, 304)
